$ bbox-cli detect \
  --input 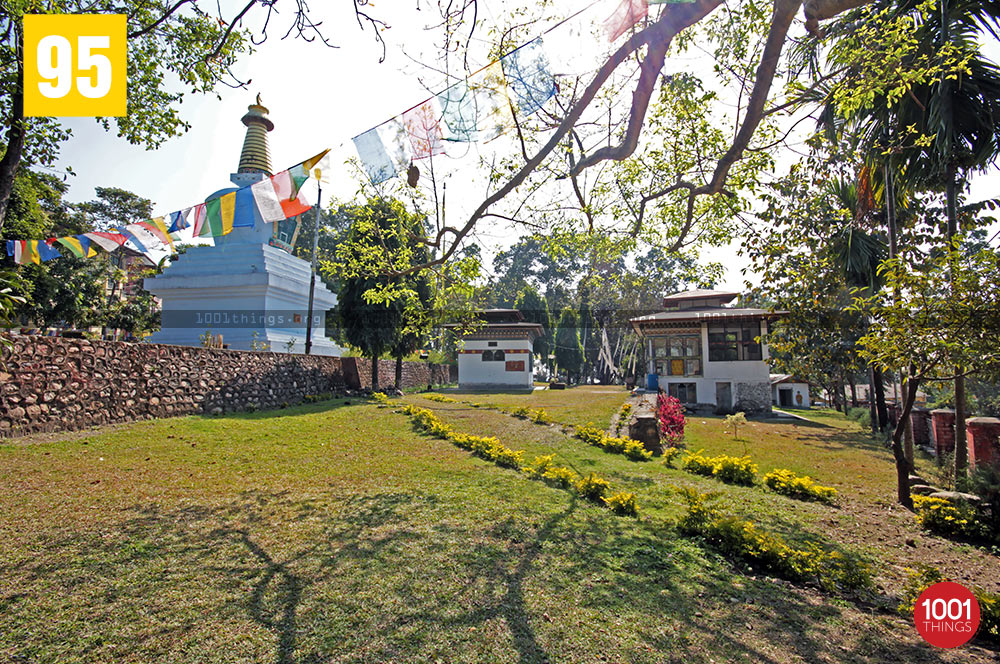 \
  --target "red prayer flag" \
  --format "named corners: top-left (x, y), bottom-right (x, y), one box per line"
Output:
top-left (604, 0), bottom-right (648, 41)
